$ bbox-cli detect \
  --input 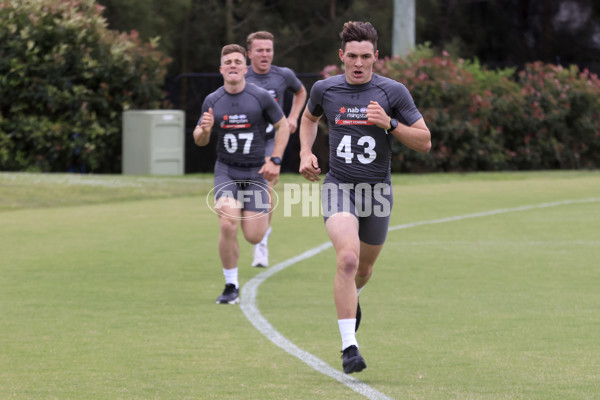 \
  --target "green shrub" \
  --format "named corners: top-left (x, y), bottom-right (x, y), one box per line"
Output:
top-left (0, 0), bottom-right (170, 172)
top-left (320, 45), bottom-right (600, 172)
top-left (512, 62), bottom-right (600, 169)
